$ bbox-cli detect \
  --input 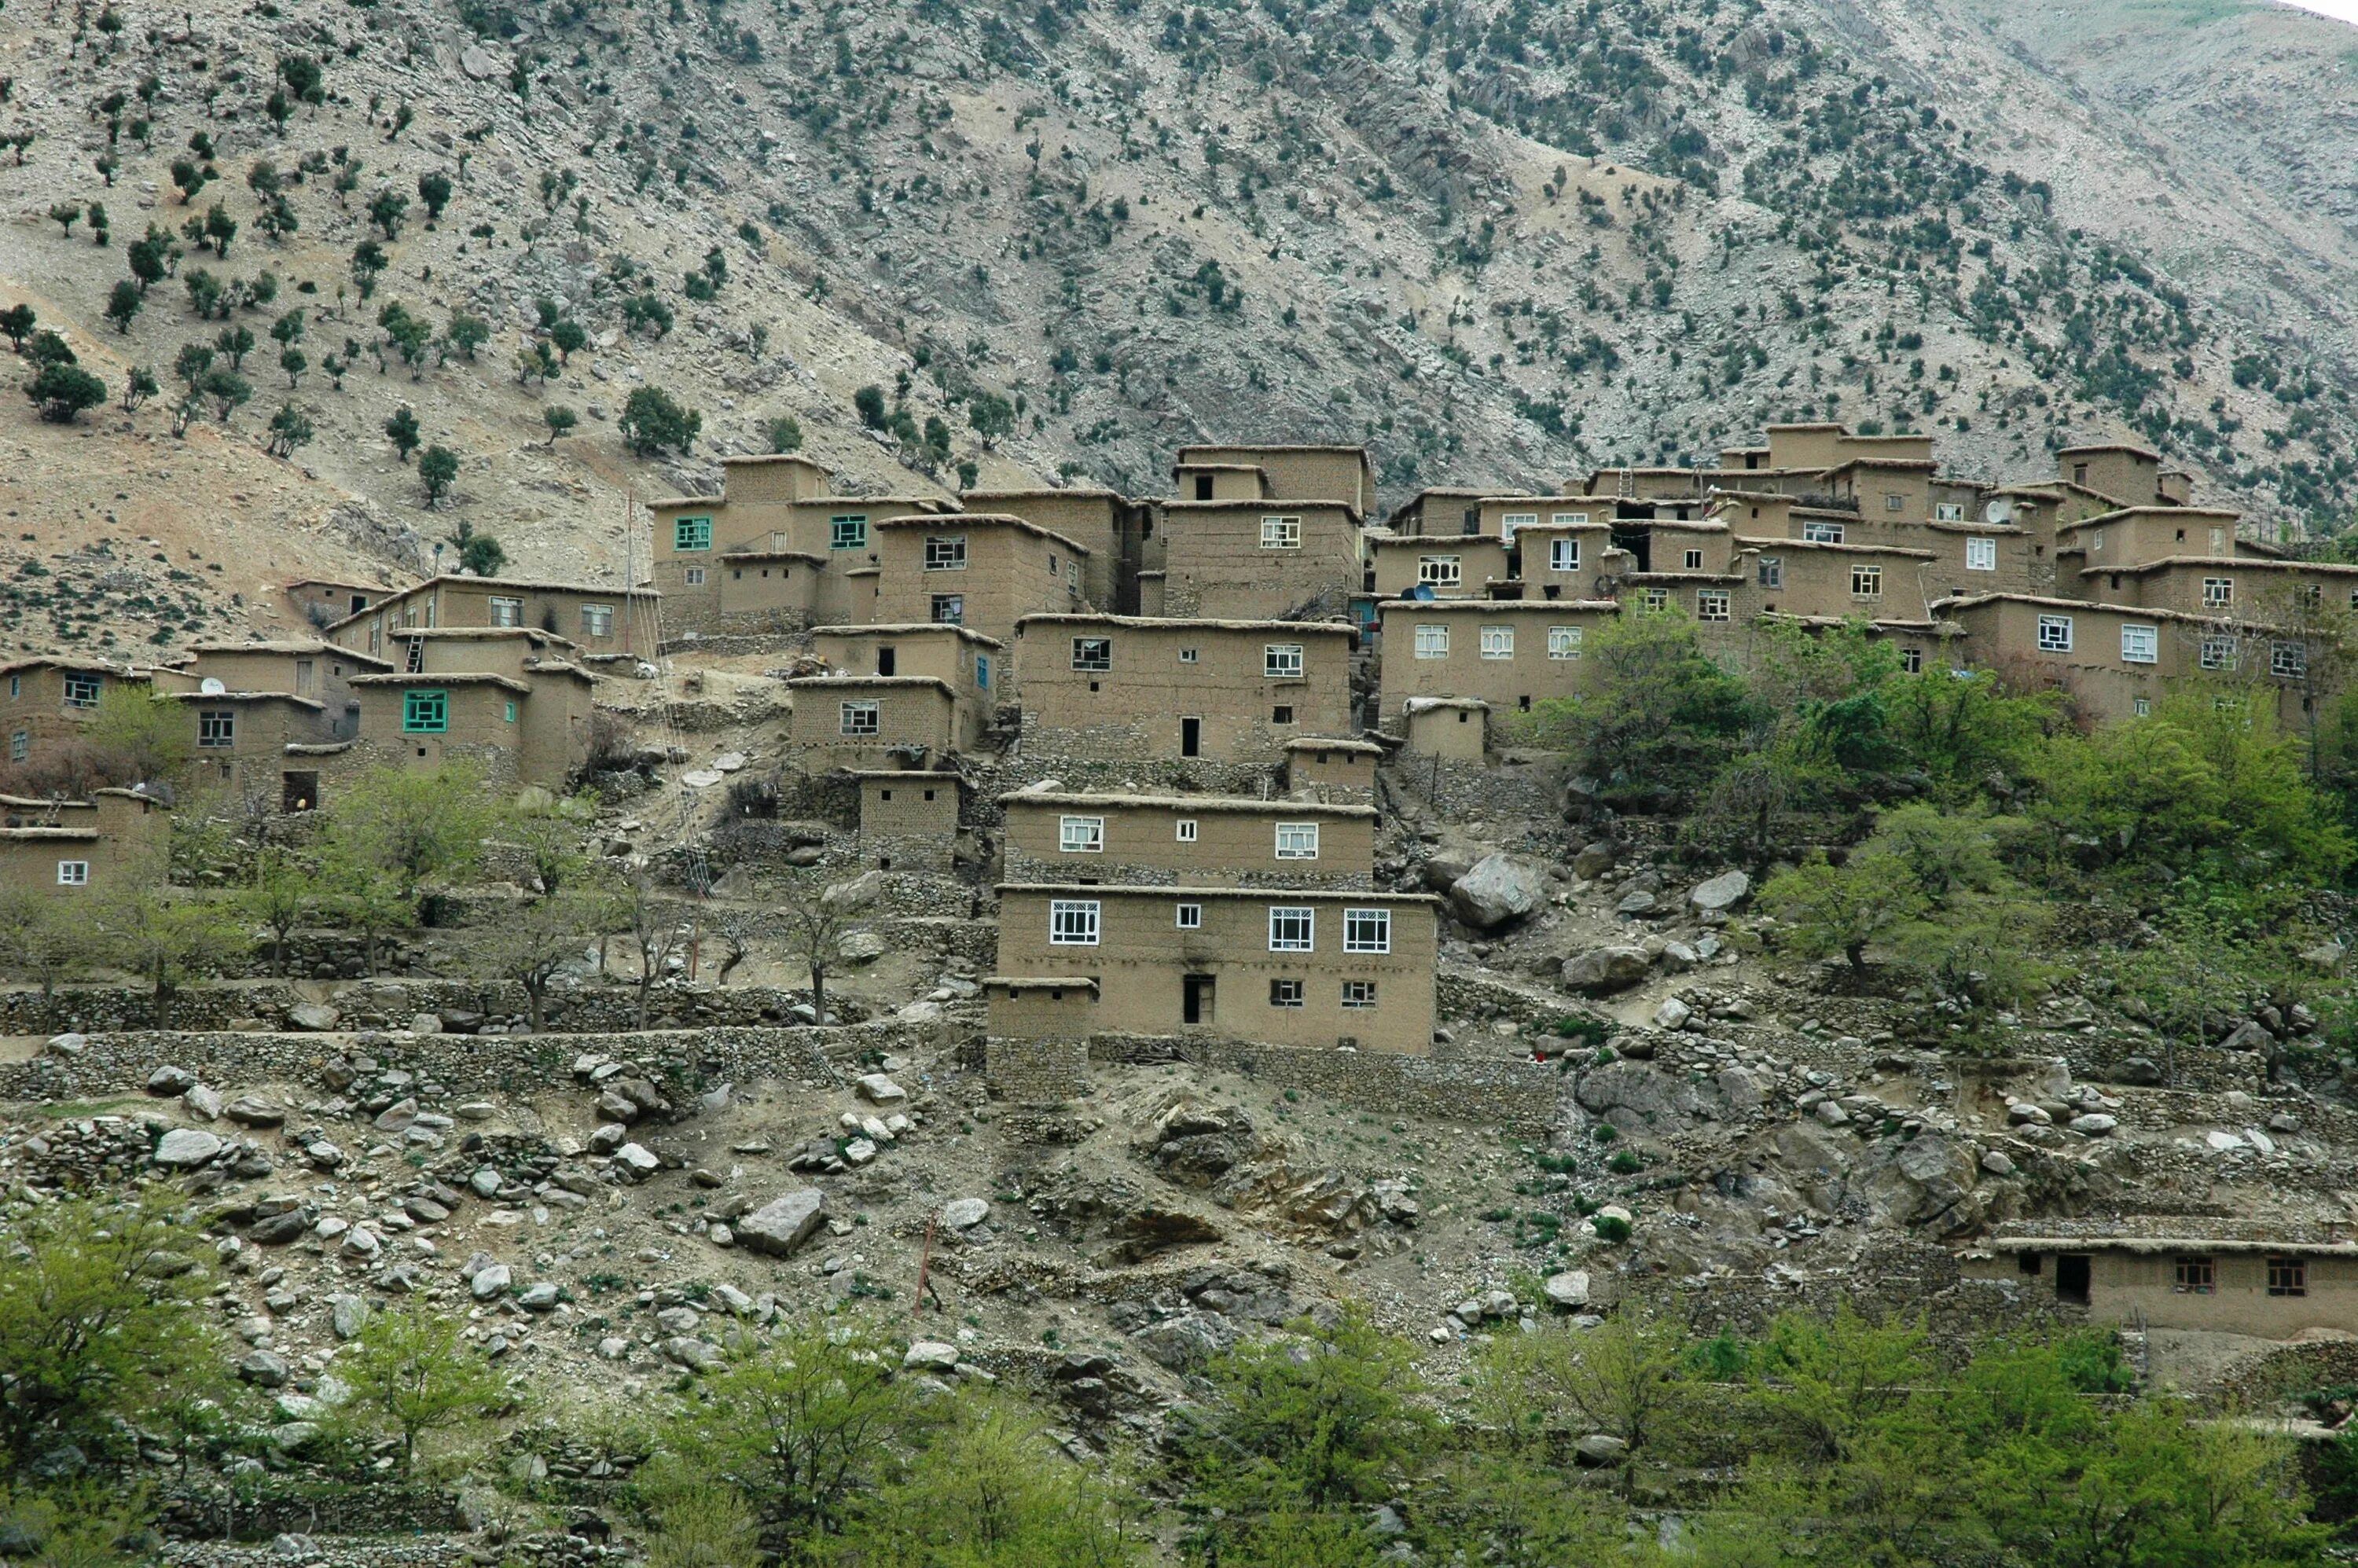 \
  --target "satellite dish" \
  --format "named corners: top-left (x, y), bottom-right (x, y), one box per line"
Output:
top-left (1409, 582), bottom-right (1437, 602)
top-left (1985, 499), bottom-right (2014, 526)
top-left (198, 677), bottom-right (227, 696)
